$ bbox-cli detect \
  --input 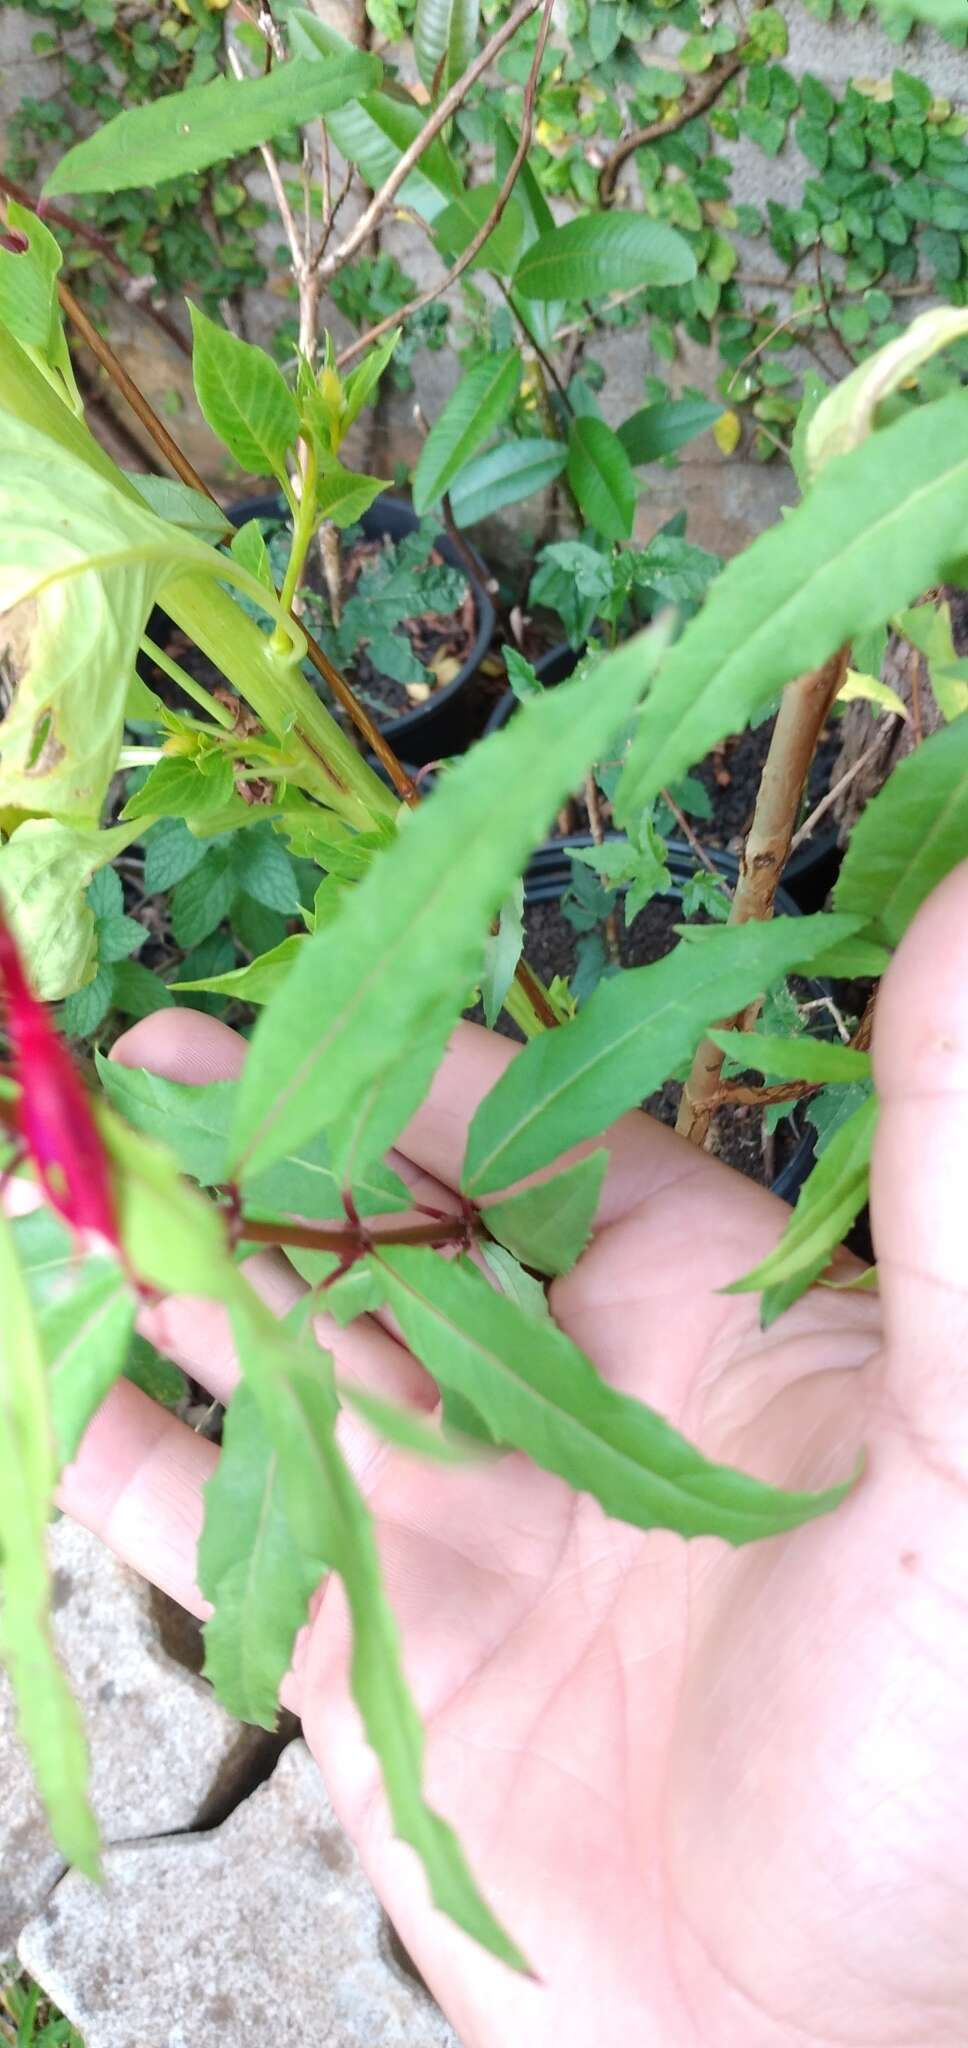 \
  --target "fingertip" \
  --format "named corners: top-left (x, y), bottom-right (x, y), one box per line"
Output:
top-left (873, 856), bottom-right (968, 1102)
top-left (112, 1007), bottom-right (248, 1084)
